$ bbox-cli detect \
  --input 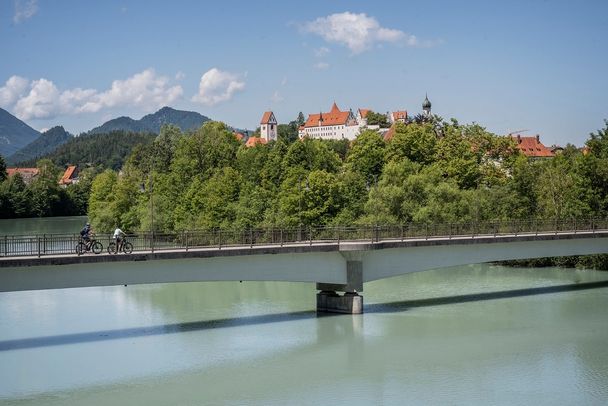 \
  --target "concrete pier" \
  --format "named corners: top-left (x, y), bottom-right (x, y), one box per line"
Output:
top-left (316, 255), bottom-right (364, 314)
